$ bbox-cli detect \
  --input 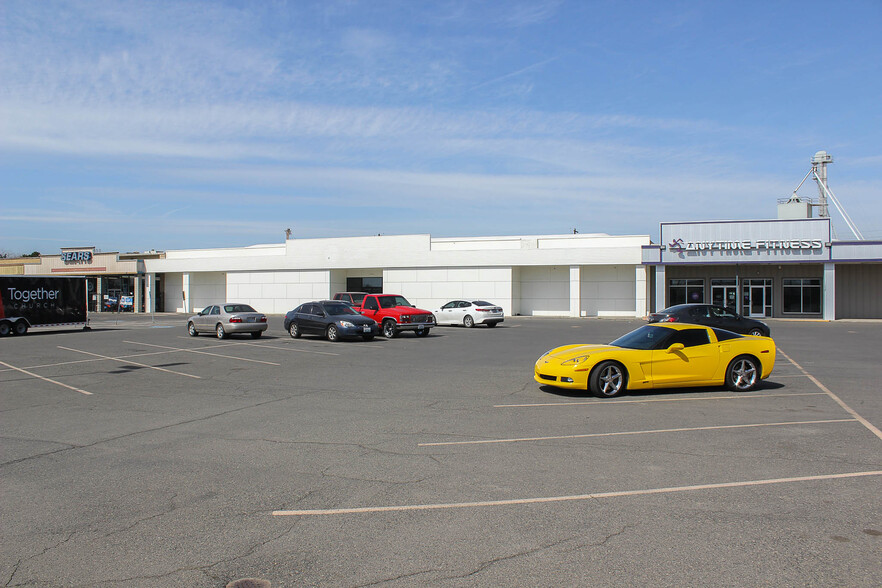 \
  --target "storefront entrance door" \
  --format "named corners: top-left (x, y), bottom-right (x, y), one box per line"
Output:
top-left (711, 283), bottom-right (738, 310)
top-left (749, 285), bottom-right (767, 317)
